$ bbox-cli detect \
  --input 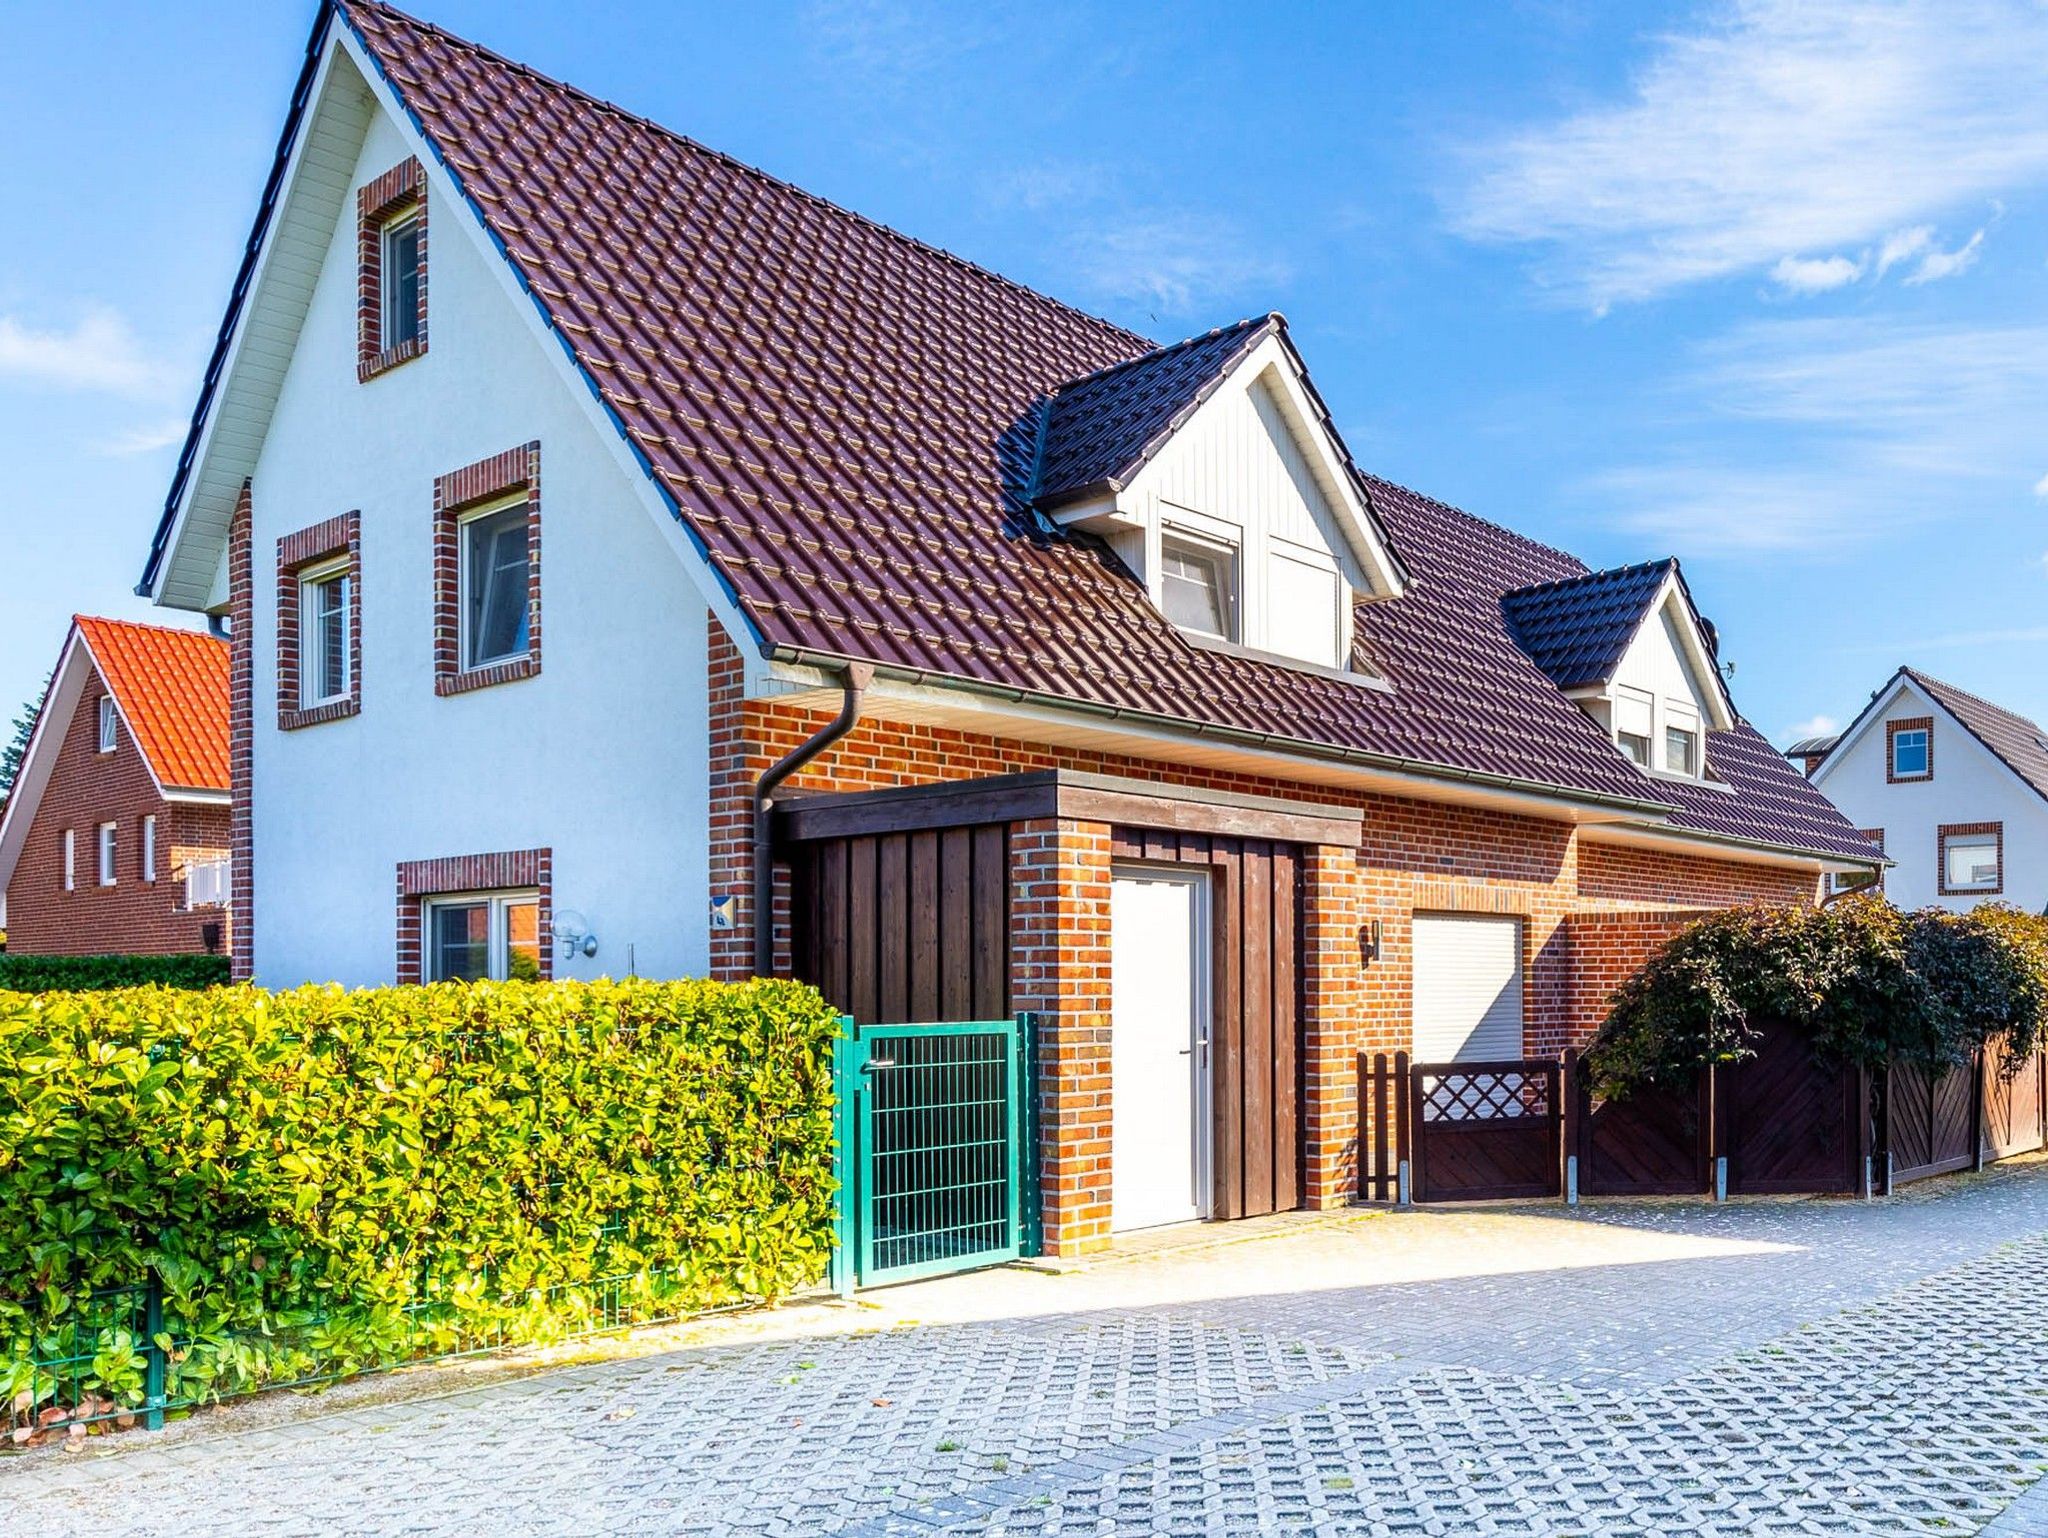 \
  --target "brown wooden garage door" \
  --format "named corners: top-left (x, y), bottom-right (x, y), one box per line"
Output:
top-left (789, 826), bottom-right (1010, 1024)
top-left (1112, 827), bottom-right (1303, 1221)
